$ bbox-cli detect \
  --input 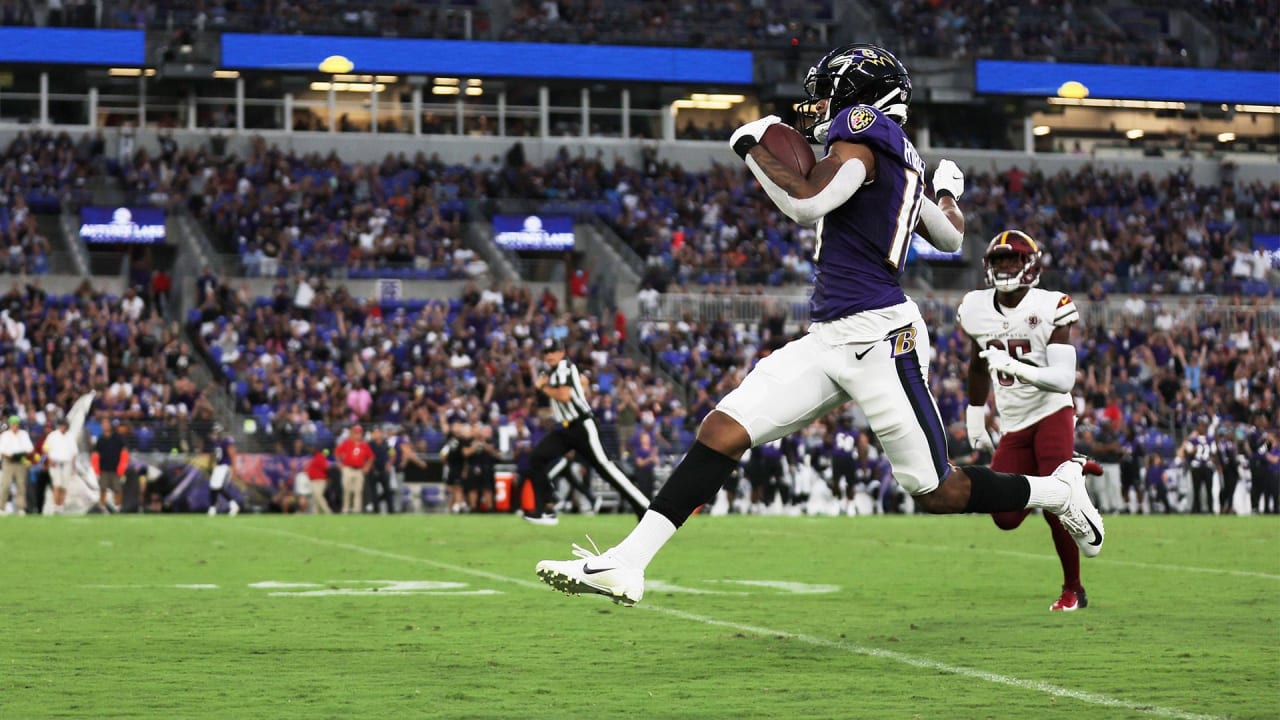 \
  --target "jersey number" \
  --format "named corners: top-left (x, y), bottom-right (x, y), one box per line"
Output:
top-left (813, 157), bottom-right (923, 267)
top-left (987, 339), bottom-right (1031, 386)
top-left (886, 170), bottom-right (923, 268)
